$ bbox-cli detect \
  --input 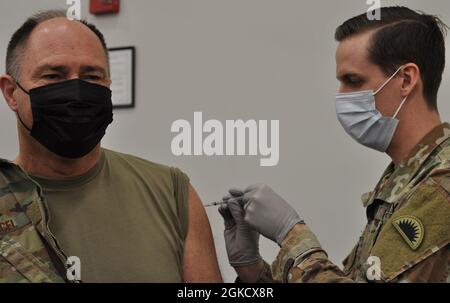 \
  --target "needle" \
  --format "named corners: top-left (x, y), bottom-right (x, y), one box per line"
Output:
top-left (204, 201), bottom-right (228, 208)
